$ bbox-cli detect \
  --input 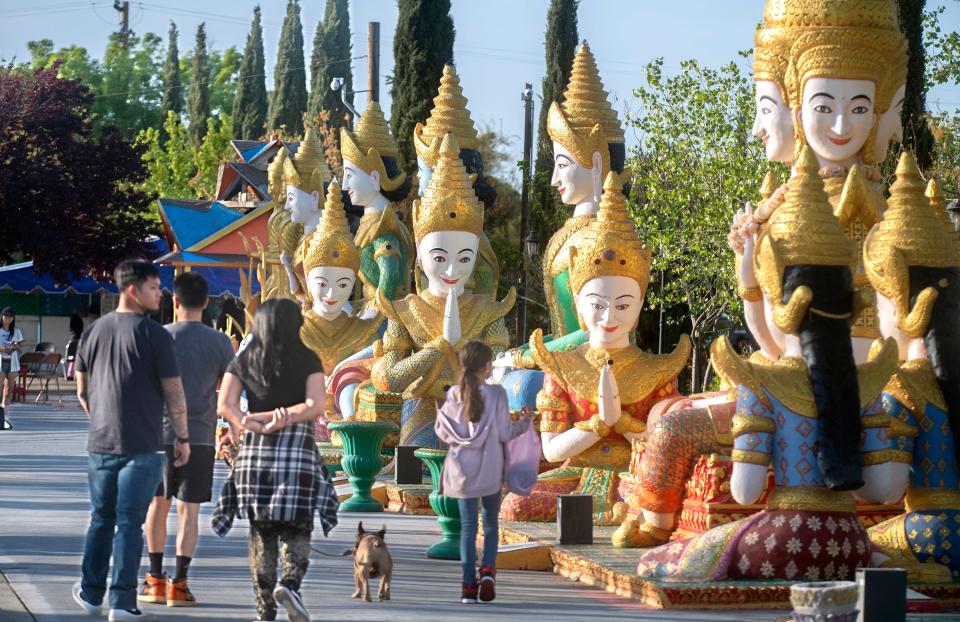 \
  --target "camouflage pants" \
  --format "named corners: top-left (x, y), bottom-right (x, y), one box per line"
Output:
top-left (247, 518), bottom-right (313, 621)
